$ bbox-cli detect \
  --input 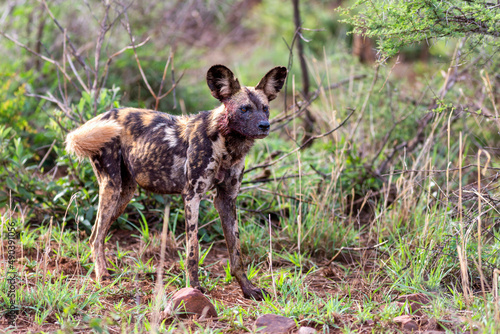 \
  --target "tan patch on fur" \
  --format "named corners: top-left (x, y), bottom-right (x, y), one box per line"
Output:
top-left (140, 112), bottom-right (156, 127)
top-left (190, 119), bottom-right (203, 139)
top-left (135, 172), bottom-right (150, 187)
top-left (115, 108), bottom-right (133, 123)
top-left (208, 105), bottom-right (226, 134)
top-left (66, 117), bottom-right (122, 158)
top-left (211, 133), bottom-right (226, 160)
top-left (177, 116), bottom-right (190, 141)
